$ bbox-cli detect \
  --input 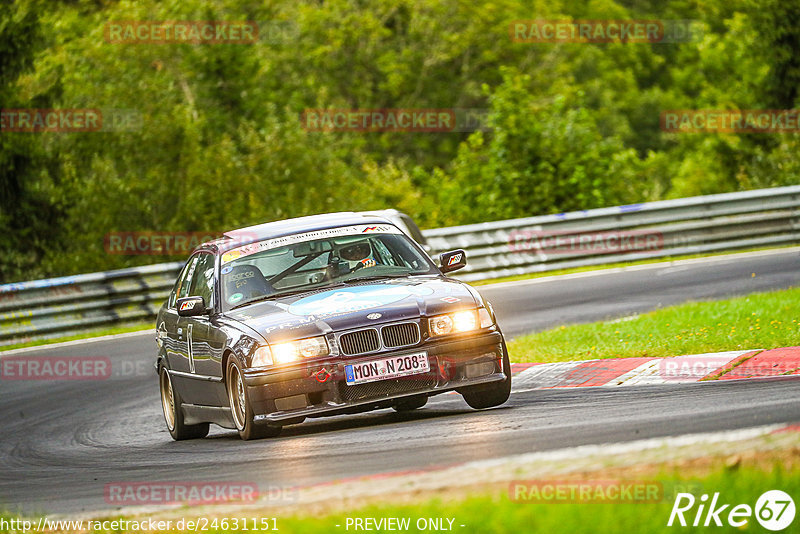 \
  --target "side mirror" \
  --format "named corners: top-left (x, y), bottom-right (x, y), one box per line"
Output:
top-left (439, 249), bottom-right (467, 273)
top-left (177, 296), bottom-right (207, 317)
